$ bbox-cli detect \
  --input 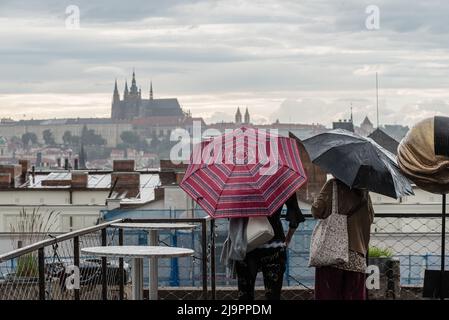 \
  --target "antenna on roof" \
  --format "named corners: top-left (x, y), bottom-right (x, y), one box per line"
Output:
top-left (350, 102), bottom-right (353, 123)
top-left (376, 72), bottom-right (379, 129)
